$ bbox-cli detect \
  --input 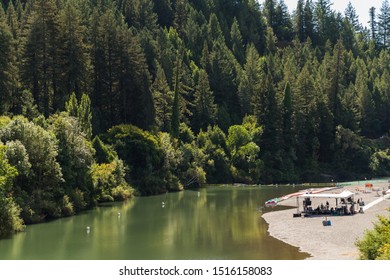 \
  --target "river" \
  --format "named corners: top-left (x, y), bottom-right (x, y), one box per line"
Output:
top-left (0, 185), bottom-right (310, 260)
